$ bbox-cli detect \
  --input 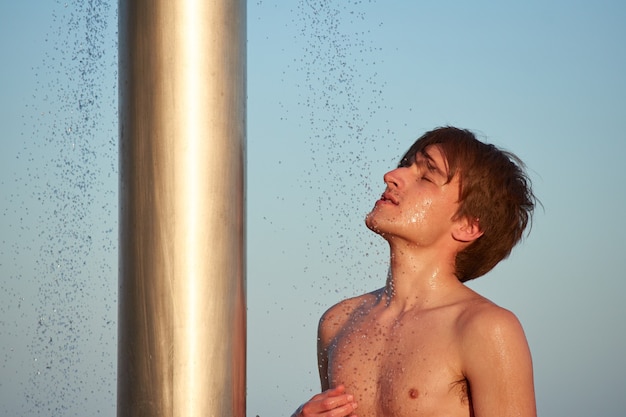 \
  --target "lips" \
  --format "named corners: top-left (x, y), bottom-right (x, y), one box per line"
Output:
top-left (380, 192), bottom-right (399, 205)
